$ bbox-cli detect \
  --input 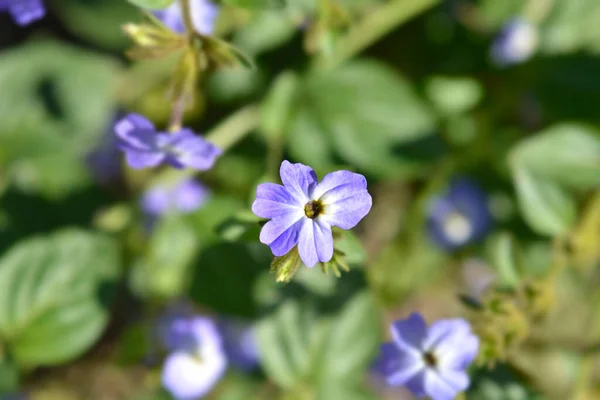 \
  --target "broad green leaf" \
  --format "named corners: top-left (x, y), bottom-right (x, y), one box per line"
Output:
top-left (288, 59), bottom-right (436, 177)
top-left (260, 71), bottom-right (299, 139)
top-left (54, 0), bottom-right (138, 50)
top-left (257, 291), bottom-right (380, 392)
top-left (0, 229), bottom-right (120, 367)
top-left (425, 76), bottom-right (484, 117)
top-left (315, 292), bottom-right (380, 383)
top-left (511, 124), bottom-right (600, 189)
top-left (232, 10), bottom-right (297, 55)
top-left (131, 216), bottom-right (199, 299)
top-left (0, 41), bottom-right (121, 198)
top-left (127, 0), bottom-right (174, 9)
top-left (224, 0), bottom-right (286, 10)
top-left (511, 166), bottom-right (576, 236)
